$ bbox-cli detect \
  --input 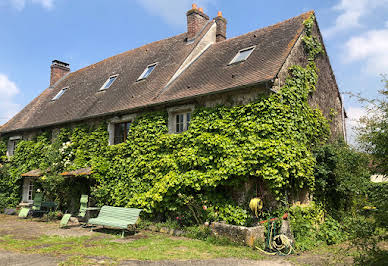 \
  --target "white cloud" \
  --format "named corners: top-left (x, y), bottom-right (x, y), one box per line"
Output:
top-left (10, 0), bottom-right (54, 10)
top-left (343, 27), bottom-right (388, 74)
top-left (324, 0), bottom-right (388, 37)
top-left (135, 0), bottom-right (213, 27)
top-left (346, 106), bottom-right (366, 146)
top-left (0, 74), bottom-right (21, 125)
